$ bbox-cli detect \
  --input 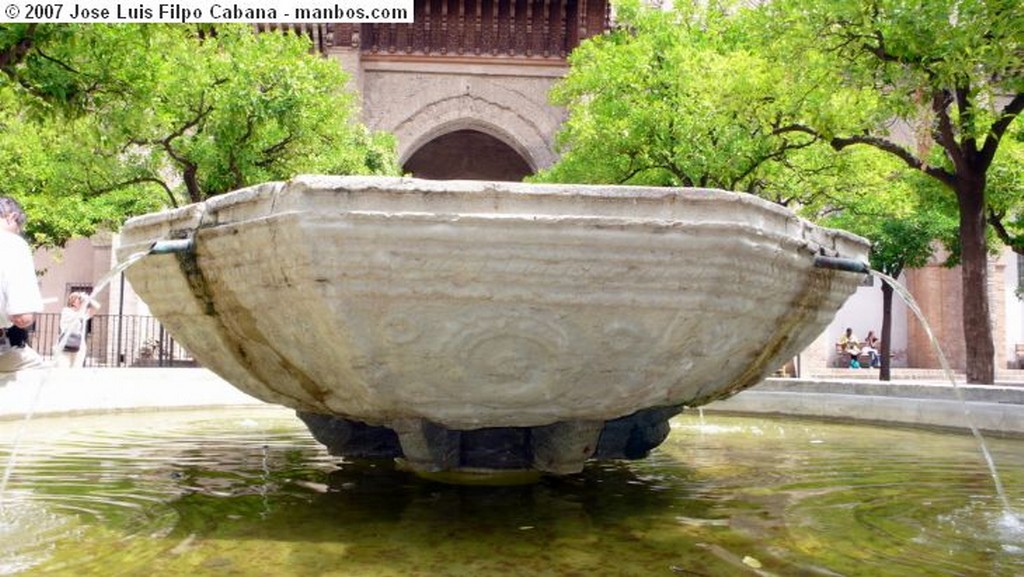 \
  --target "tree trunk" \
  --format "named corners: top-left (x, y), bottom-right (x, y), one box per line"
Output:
top-left (183, 163), bottom-right (202, 204)
top-left (880, 281), bottom-right (893, 381)
top-left (957, 178), bottom-right (995, 384)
